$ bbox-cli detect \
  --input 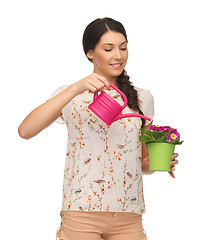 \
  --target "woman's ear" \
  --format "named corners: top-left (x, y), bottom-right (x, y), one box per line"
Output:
top-left (86, 50), bottom-right (94, 61)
